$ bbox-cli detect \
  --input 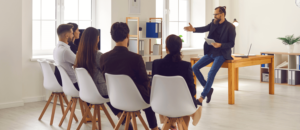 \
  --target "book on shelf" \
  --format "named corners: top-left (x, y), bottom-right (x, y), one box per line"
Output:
top-left (296, 55), bottom-right (300, 70)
